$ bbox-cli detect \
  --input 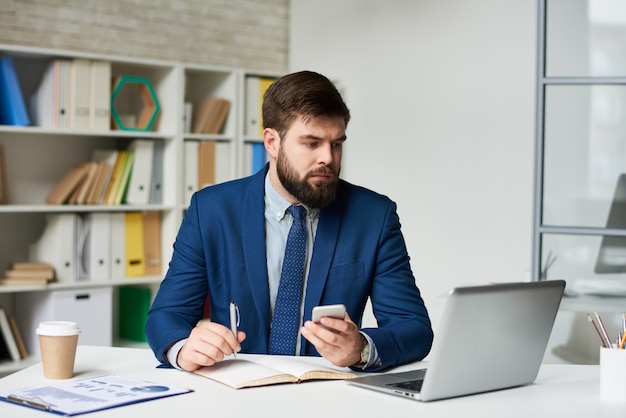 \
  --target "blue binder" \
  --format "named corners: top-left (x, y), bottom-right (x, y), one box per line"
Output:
top-left (0, 56), bottom-right (30, 126)
top-left (251, 142), bottom-right (267, 174)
